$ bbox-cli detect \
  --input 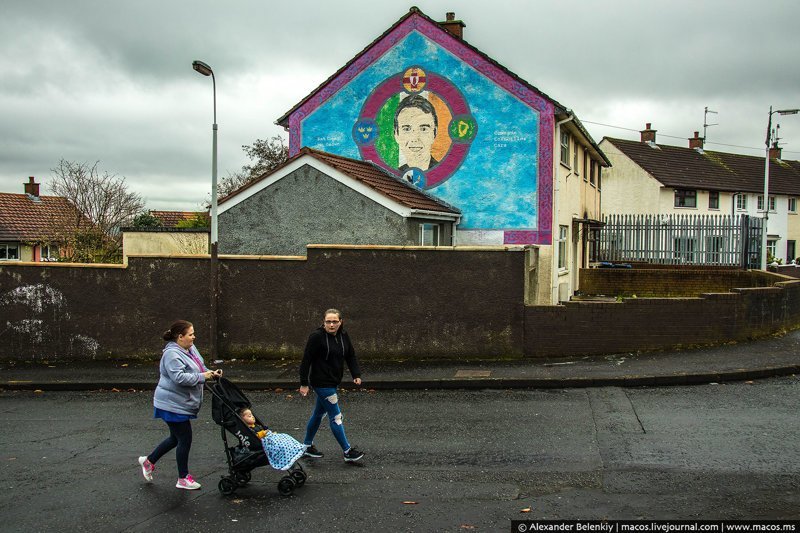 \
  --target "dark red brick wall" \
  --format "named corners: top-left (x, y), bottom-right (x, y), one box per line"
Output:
top-left (579, 268), bottom-right (784, 297)
top-left (3, 252), bottom-right (800, 362)
top-left (524, 281), bottom-right (800, 357)
top-left (0, 247), bottom-right (525, 361)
